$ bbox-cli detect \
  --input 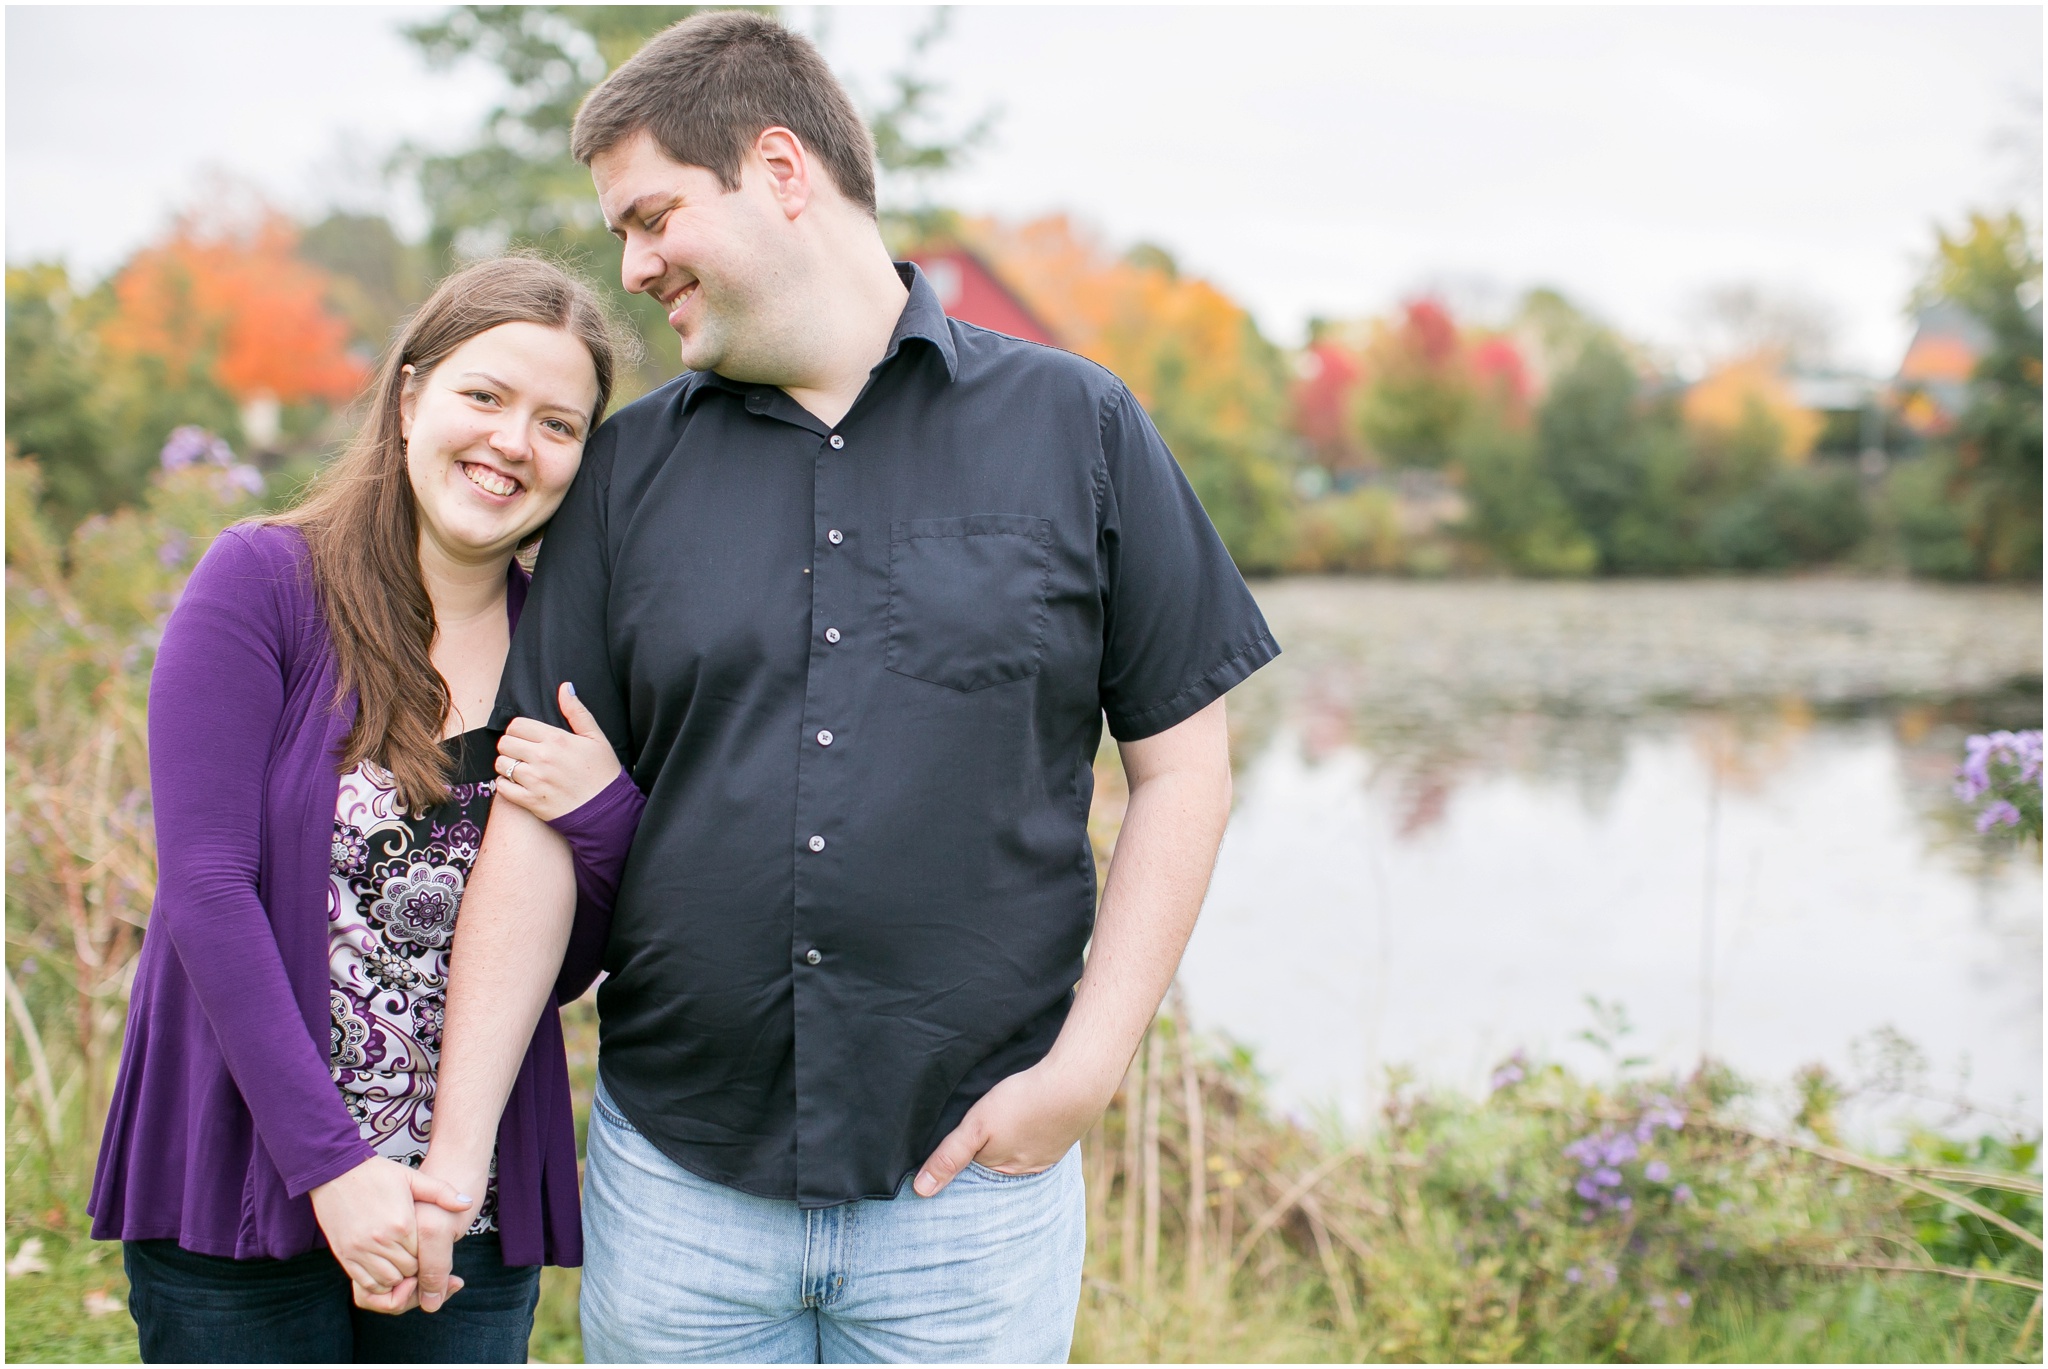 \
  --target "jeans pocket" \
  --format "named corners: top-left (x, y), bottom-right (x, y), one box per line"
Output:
top-left (886, 515), bottom-right (1052, 692)
top-left (963, 1159), bottom-right (1059, 1183)
top-left (592, 1083), bottom-right (640, 1136)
